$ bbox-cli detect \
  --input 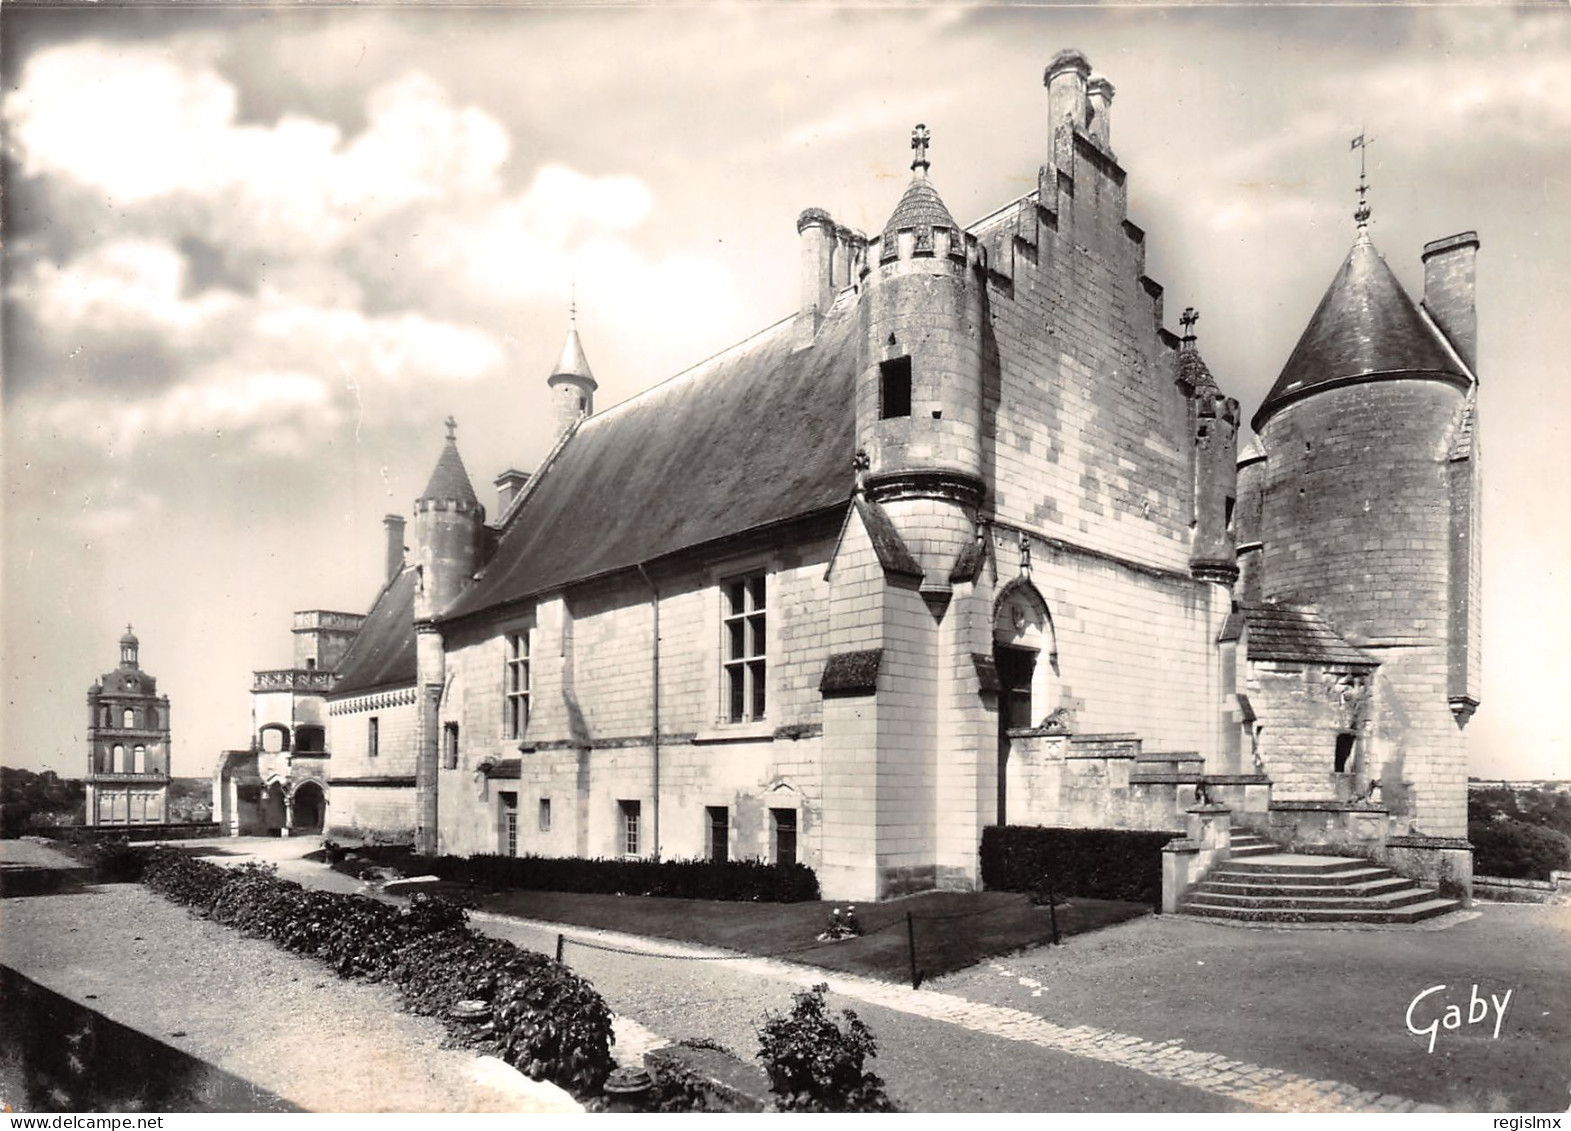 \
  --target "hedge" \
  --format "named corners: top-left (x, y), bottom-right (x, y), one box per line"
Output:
top-left (979, 826), bottom-right (1172, 908)
top-left (1469, 819), bottom-right (1571, 881)
top-left (139, 849), bottom-right (614, 1093)
top-left (416, 852), bottom-right (821, 903)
